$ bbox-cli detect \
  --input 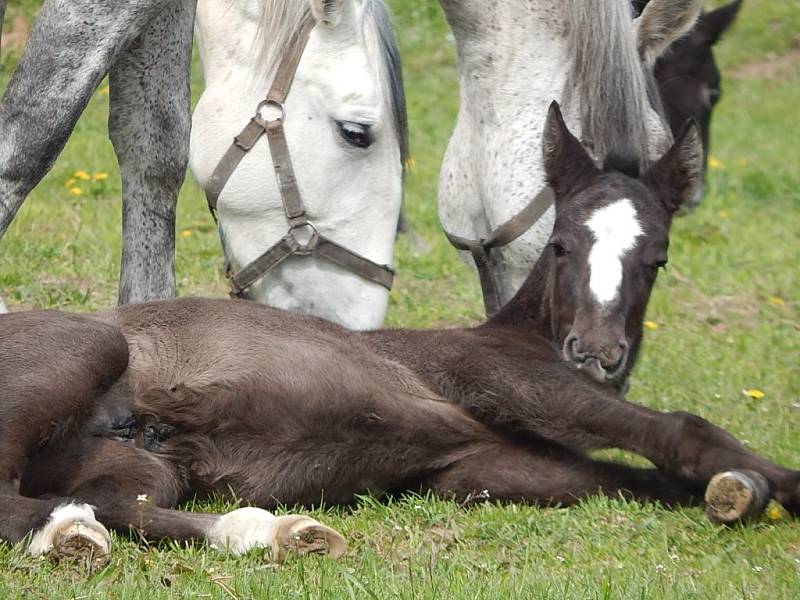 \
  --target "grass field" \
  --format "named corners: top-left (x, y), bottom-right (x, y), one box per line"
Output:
top-left (1, 0), bottom-right (799, 597)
